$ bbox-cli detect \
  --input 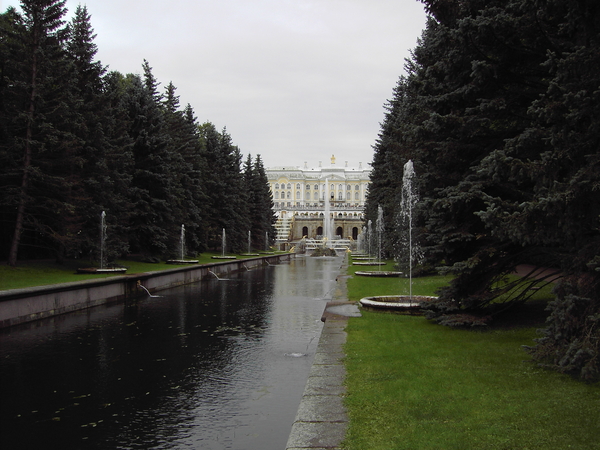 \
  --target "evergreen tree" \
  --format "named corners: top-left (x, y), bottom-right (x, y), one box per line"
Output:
top-left (123, 67), bottom-right (174, 256)
top-left (1, 0), bottom-right (81, 265)
top-left (253, 155), bottom-right (277, 250)
top-left (162, 83), bottom-right (205, 256)
top-left (198, 123), bottom-right (247, 252)
top-left (243, 154), bottom-right (276, 251)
